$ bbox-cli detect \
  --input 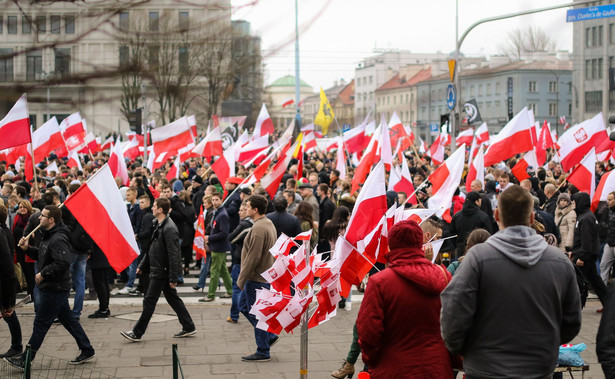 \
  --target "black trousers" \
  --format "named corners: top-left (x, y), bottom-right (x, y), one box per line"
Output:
top-left (580, 257), bottom-right (608, 305)
top-left (132, 278), bottom-right (195, 338)
top-left (91, 268), bottom-right (110, 311)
